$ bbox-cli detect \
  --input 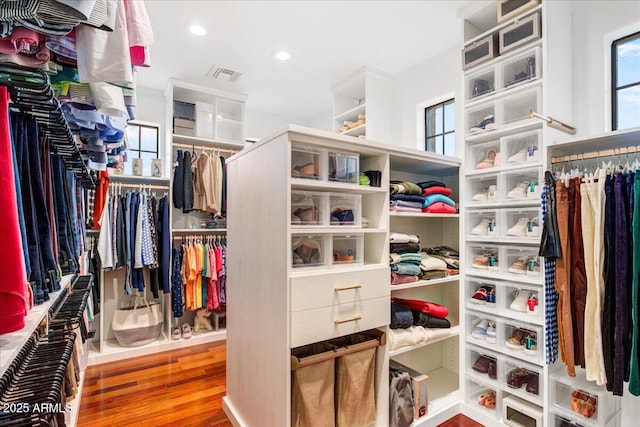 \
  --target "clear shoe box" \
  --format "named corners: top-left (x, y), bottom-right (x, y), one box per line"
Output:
top-left (291, 146), bottom-right (323, 180)
top-left (503, 358), bottom-right (544, 405)
top-left (549, 369), bottom-right (621, 427)
top-left (468, 140), bottom-right (501, 172)
top-left (504, 246), bottom-right (542, 280)
top-left (466, 278), bottom-right (500, 314)
top-left (468, 244), bottom-right (501, 274)
top-left (466, 103), bottom-right (496, 136)
top-left (503, 395), bottom-right (544, 427)
top-left (331, 234), bottom-right (364, 266)
top-left (466, 68), bottom-right (496, 102)
top-left (503, 208), bottom-right (541, 239)
top-left (468, 174), bottom-right (499, 204)
top-left (501, 320), bottom-right (543, 364)
top-left (502, 282), bottom-right (543, 323)
top-left (500, 87), bottom-right (541, 126)
top-left (501, 130), bottom-right (541, 166)
top-left (329, 193), bottom-right (361, 227)
top-left (291, 190), bottom-right (326, 227)
top-left (503, 167), bottom-right (543, 201)
top-left (466, 311), bottom-right (500, 349)
top-left (328, 151), bottom-right (359, 184)
top-left (501, 46), bottom-right (542, 91)
top-left (466, 209), bottom-right (500, 239)
top-left (466, 377), bottom-right (501, 419)
top-left (467, 344), bottom-right (500, 386)
top-left (291, 235), bottom-right (327, 269)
